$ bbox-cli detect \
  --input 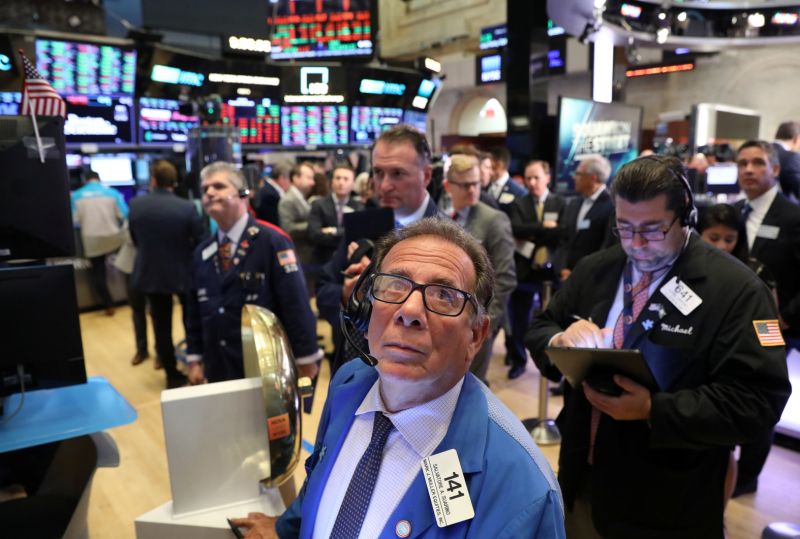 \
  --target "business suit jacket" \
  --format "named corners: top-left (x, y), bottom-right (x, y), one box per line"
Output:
top-left (254, 181), bottom-right (281, 226)
top-left (772, 142), bottom-right (800, 200)
top-left (129, 189), bottom-right (205, 294)
top-left (279, 186), bottom-right (313, 264)
top-left (463, 202), bottom-right (517, 330)
top-left (525, 235), bottom-right (790, 538)
top-left (308, 195), bottom-right (365, 265)
top-left (509, 193), bottom-right (567, 283)
top-left (561, 189), bottom-right (614, 270)
top-left (276, 360), bottom-right (565, 539)
top-left (736, 192), bottom-right (800, 337)
top-left (492, 177), bottom-right (527, 216)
